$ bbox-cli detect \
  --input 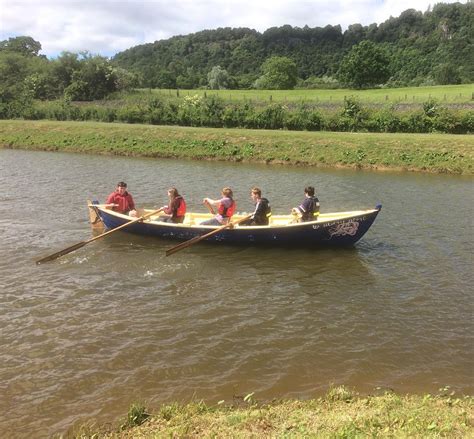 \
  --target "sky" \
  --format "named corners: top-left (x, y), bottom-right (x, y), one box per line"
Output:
top-left (0, 0), bottom-right (467, 58)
